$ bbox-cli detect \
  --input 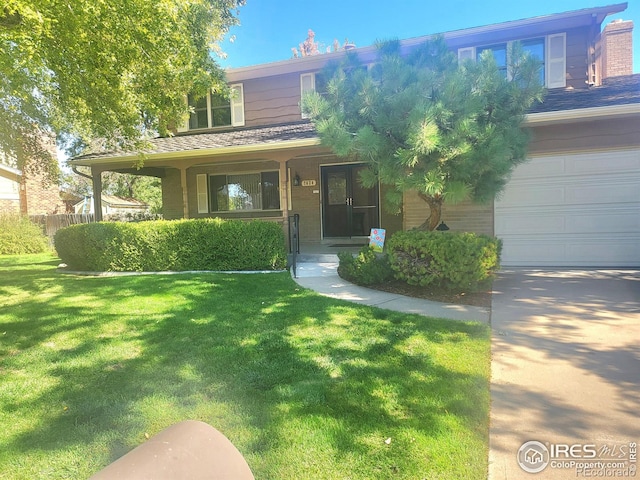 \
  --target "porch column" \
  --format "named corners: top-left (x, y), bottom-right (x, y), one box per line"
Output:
top-left (180, 167), bottom-right (189, 219)
top-left (91, 167), bottom-right (103, 221)
top-left (280, 160), bottom-right (290, 241)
